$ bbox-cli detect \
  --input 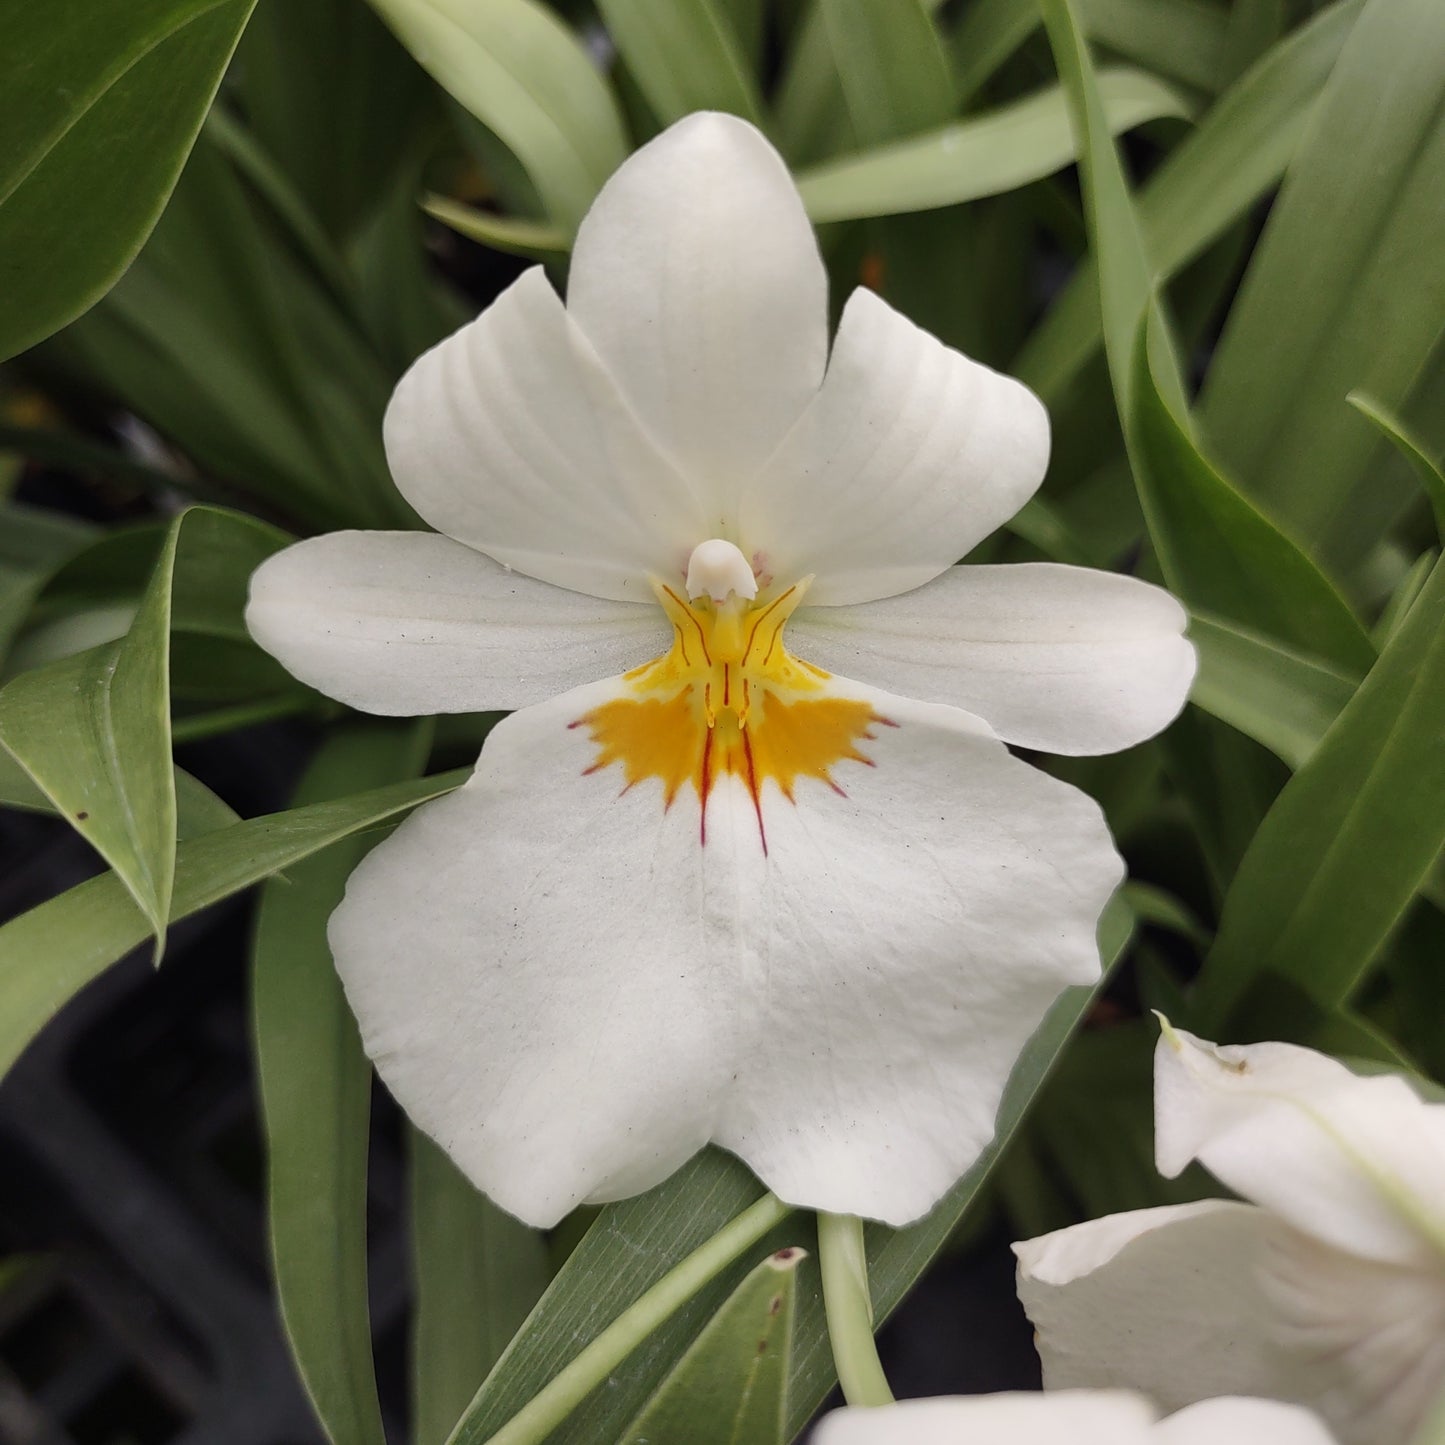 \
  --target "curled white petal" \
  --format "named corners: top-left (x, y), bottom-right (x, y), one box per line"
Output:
top-left (740, 287), bottom-right (1049, 606)
top-left (1155, 1026), bottom-right (1445, 1266)
top-left (788, 563), bottom-right (1195, 755)
top-left (245, 531), bottom-right (667, 714)
top-left (329, 676), bottom-right (1121, 1228)
top-left (568, 112), bottom-right (828, 505)
top-left (383, 267), bottom-right (705, 602)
